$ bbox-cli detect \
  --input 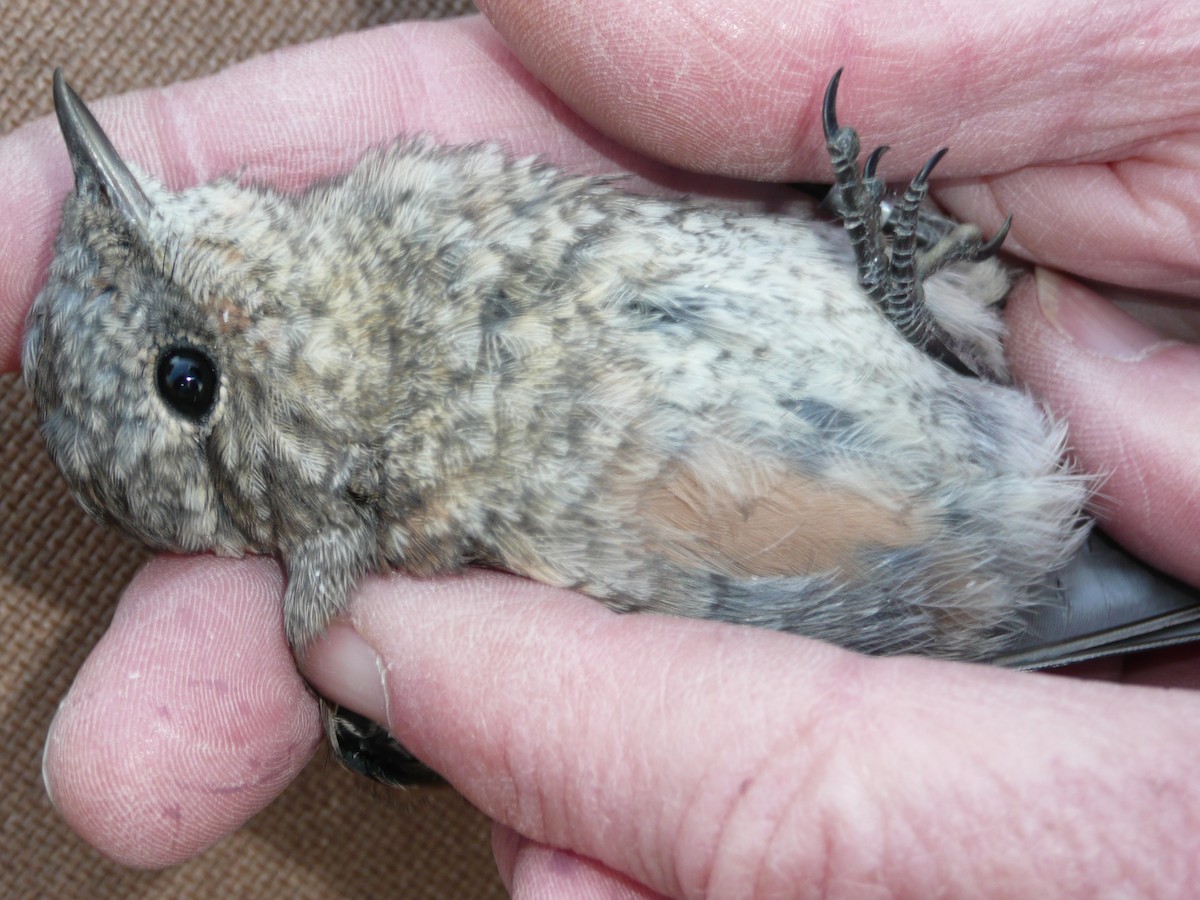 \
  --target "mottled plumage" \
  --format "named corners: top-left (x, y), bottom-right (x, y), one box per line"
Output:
top-left (23, 70), bottom-right (1200, 784)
